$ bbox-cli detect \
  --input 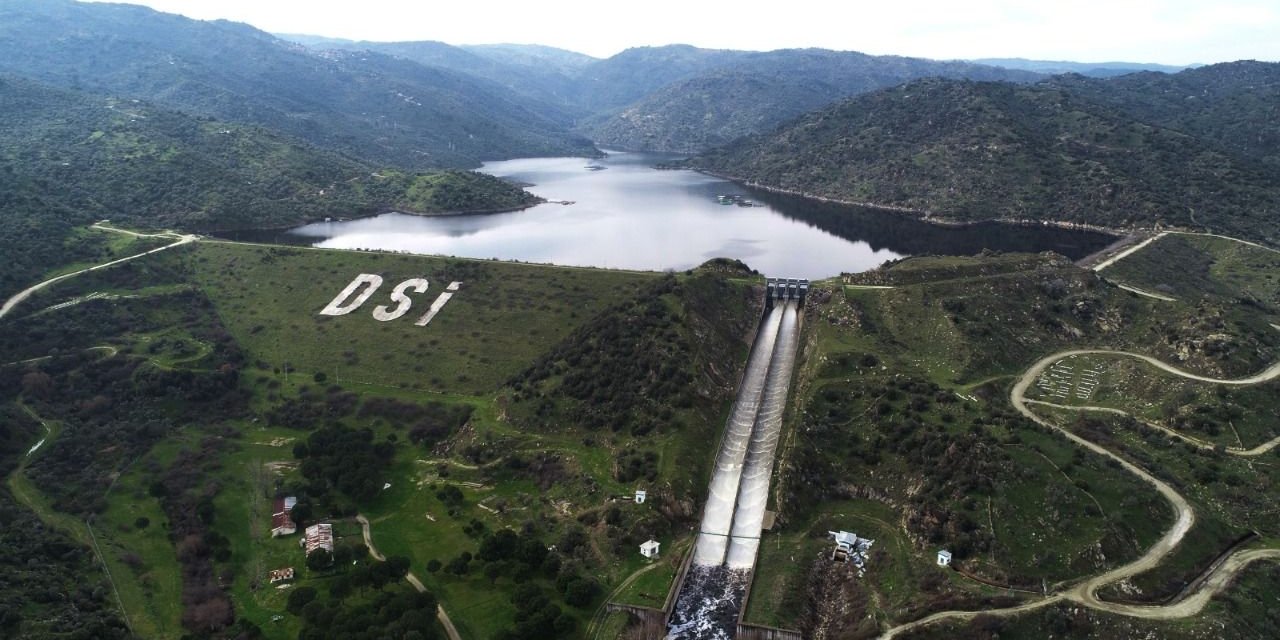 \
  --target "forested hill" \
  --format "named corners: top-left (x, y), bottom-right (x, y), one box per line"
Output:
top-left (579, 49), bottom-right (1043, 153)
top-left (0, 75), bottom-right (539, 302)
top-left (0, 0), bottom-right (597, 168)
top-left (692, 65), bottom-right (1280, 243)
top-left (1042, 61), bottom-right (1280, 168)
